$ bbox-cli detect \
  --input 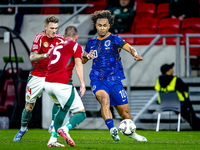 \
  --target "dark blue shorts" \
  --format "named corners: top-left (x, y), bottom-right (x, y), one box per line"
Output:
top-left (90, 80), bottom-right (128, 106)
